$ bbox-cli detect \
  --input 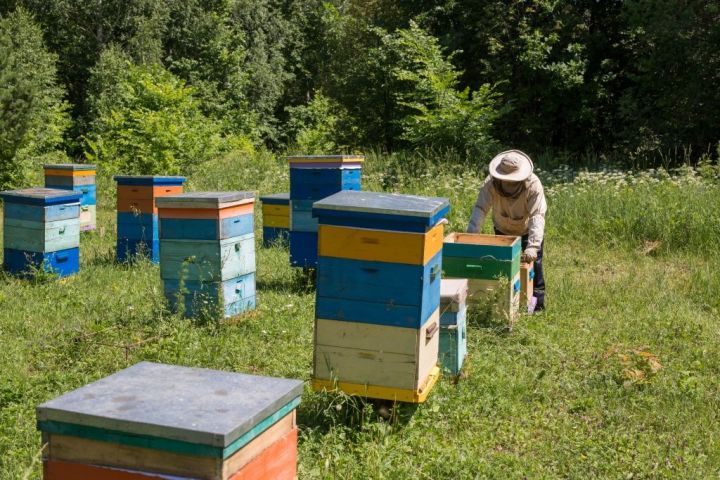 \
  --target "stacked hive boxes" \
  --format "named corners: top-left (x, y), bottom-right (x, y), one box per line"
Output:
top-left (259, 193), bottom-right (290, 247)
top-left (1, 188), bottom-right (81, 278)
top-left (157, 192), bottom-right (256, 318)
top-left (37, 361), bottom-right (303, 480)
top-left (439, 279), bottom-right (468, 375)
top-left (443, 233), bottom-right (522, 324)
top-left (311, 191), bottom-right (449, 403)
top-left (287, 155), bottom-right (363, 268)
top-left (520, 262), bottom-right (535, 309)
top-left (44, 164), bottom-right (97, 232)
top-left (115, 176), bottom-right (186, 263)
